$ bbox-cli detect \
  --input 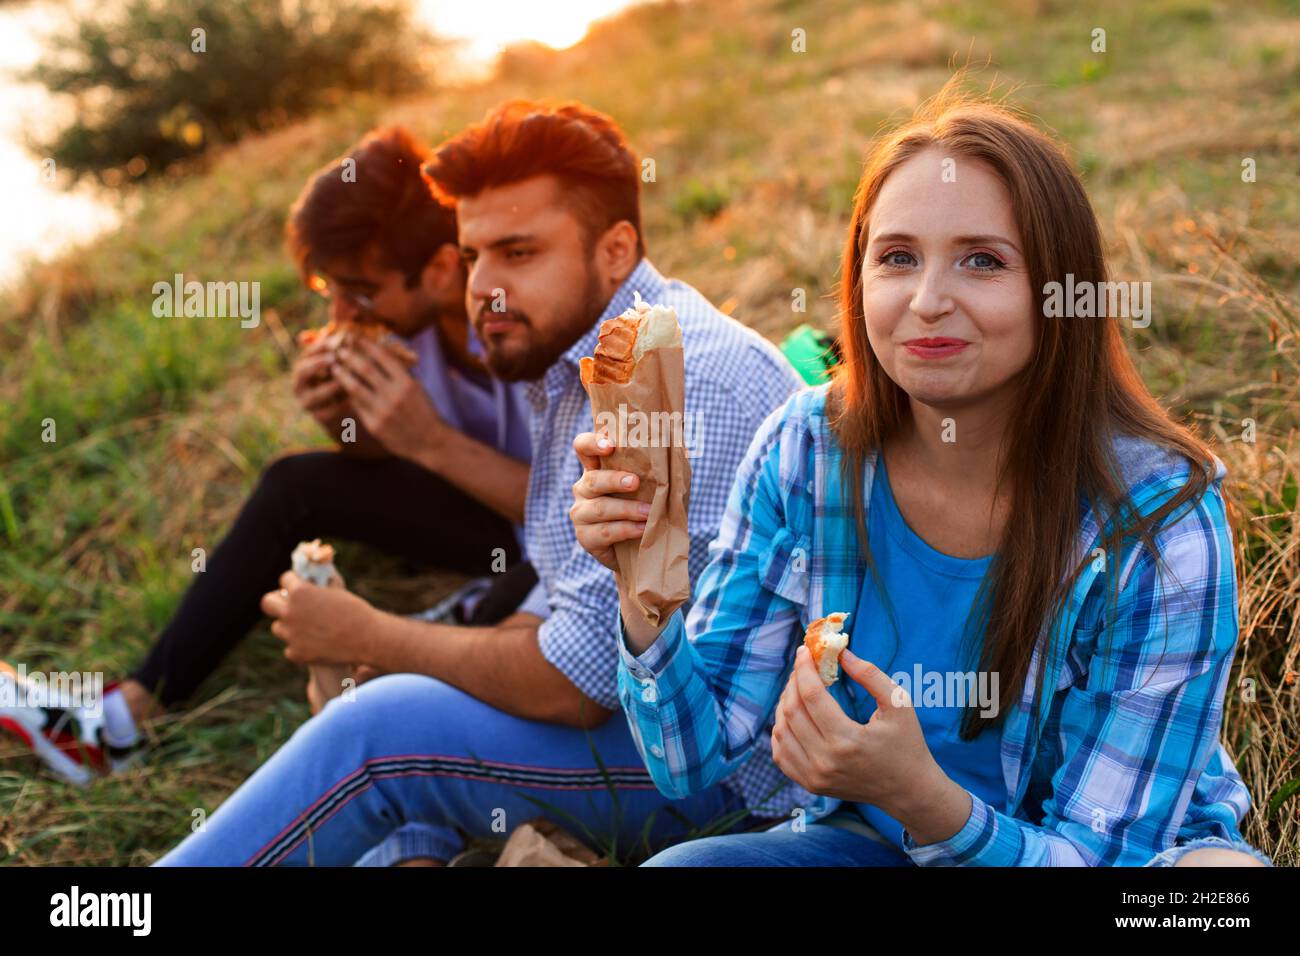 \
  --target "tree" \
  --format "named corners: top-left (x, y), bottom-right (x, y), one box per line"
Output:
top-left (25, 0), bottom-right (434, 181)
